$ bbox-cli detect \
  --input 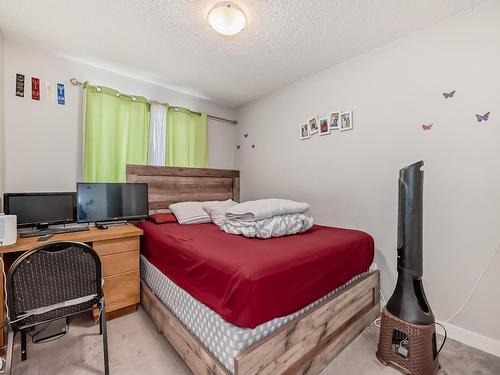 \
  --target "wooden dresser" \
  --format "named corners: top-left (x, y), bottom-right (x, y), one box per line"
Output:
top-left (0, 224), bottom-right (143, 348)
